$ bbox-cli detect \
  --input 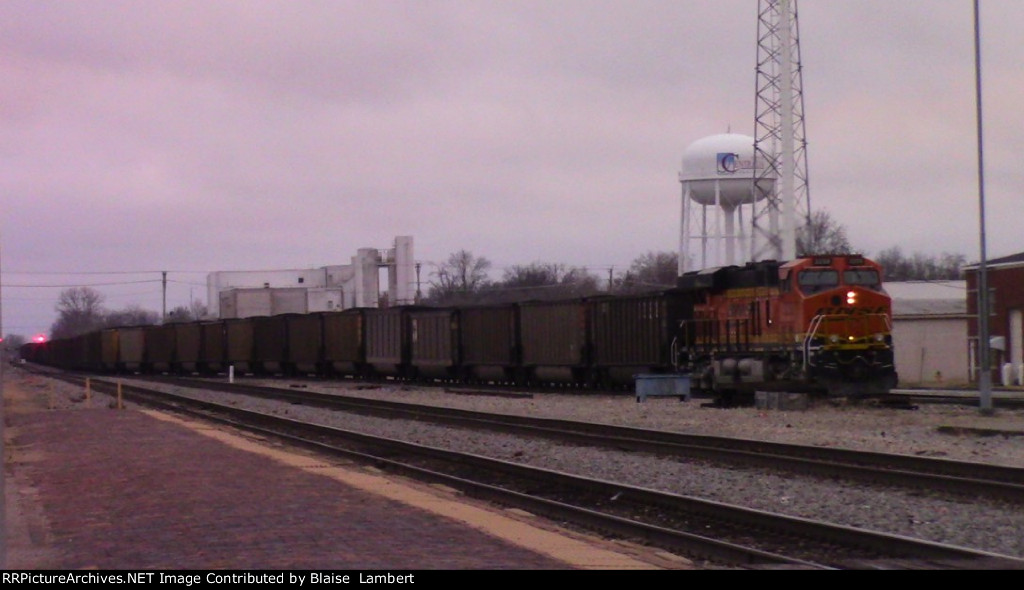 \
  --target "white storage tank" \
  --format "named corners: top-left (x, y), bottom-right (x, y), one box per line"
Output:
top-left (679, 133), bottom-right (773, 273)
top-left (680, 133), bottom-right (770, 206)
